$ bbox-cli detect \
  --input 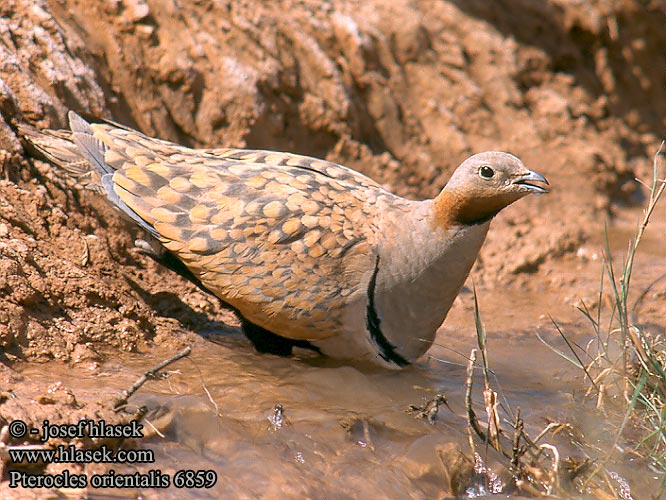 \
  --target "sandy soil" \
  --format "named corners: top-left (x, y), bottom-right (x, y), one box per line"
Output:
top-left (0, 0), bottom-right (665, 498)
